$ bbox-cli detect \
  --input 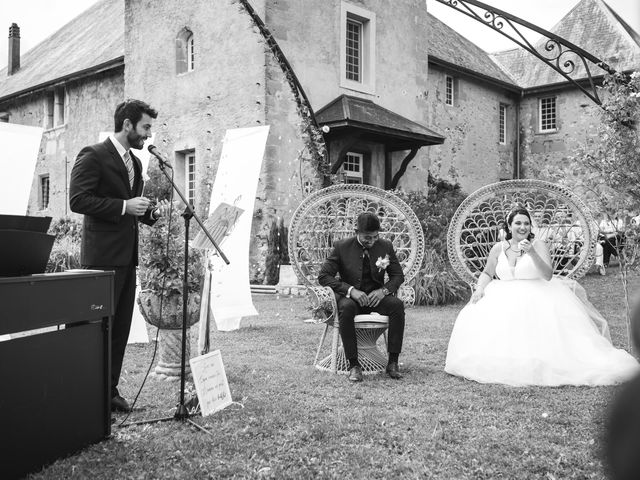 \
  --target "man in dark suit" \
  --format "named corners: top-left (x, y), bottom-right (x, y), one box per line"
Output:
top-left (70, 99), bottom-right (167, 412)
top-left (319, 212), bottom-right (405, 382)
